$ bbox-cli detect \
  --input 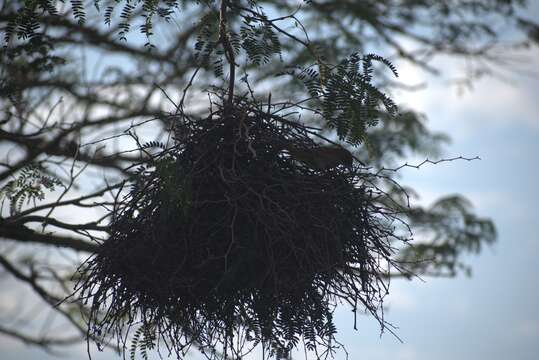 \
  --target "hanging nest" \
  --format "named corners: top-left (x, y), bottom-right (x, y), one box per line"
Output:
top-left (76, 95), bottom-right (409, 359)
